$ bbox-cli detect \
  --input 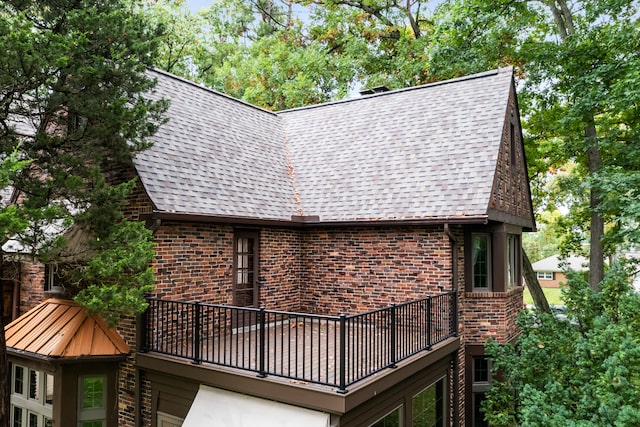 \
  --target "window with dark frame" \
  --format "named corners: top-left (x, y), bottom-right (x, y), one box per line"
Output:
top-left (234, 231), bottom-right (258, 307)
top-left (472, 356), bottom-right (491, 427)
top-left (472, 234), bottom-right (491, 290)
top-left (506, 234), bottom-right (520, 288)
